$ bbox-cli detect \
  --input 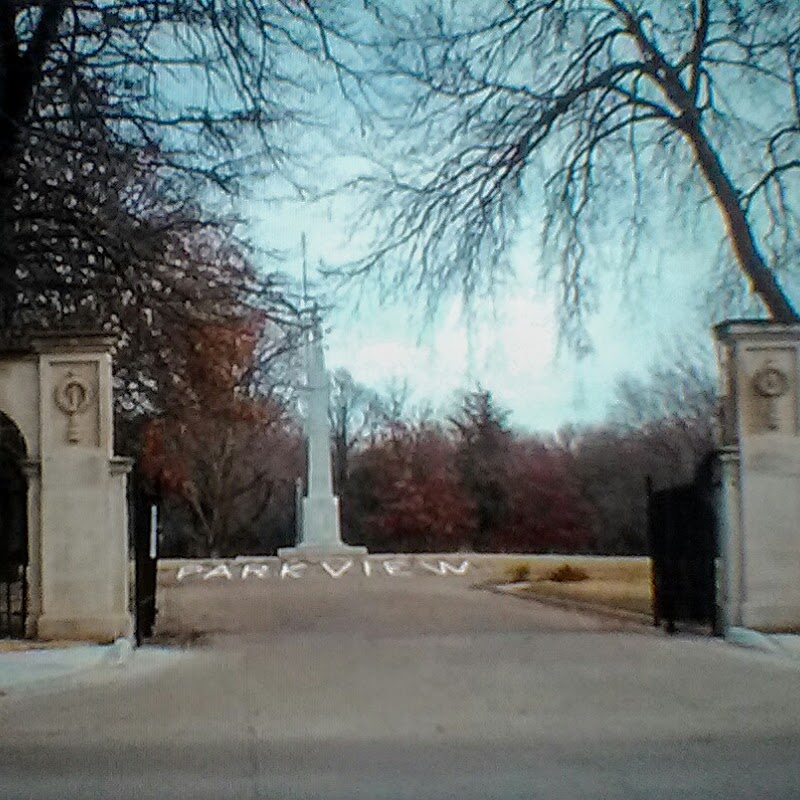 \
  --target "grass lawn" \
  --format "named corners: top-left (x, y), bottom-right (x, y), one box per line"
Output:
top-left (494, 556), bottom-right (654, 617)
top-left (523, 578), bottom-right (653, 616)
